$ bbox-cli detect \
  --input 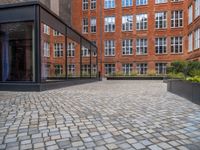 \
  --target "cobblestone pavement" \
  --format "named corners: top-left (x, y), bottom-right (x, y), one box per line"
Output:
top-left (0, 80), bottom-right (200, 150)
